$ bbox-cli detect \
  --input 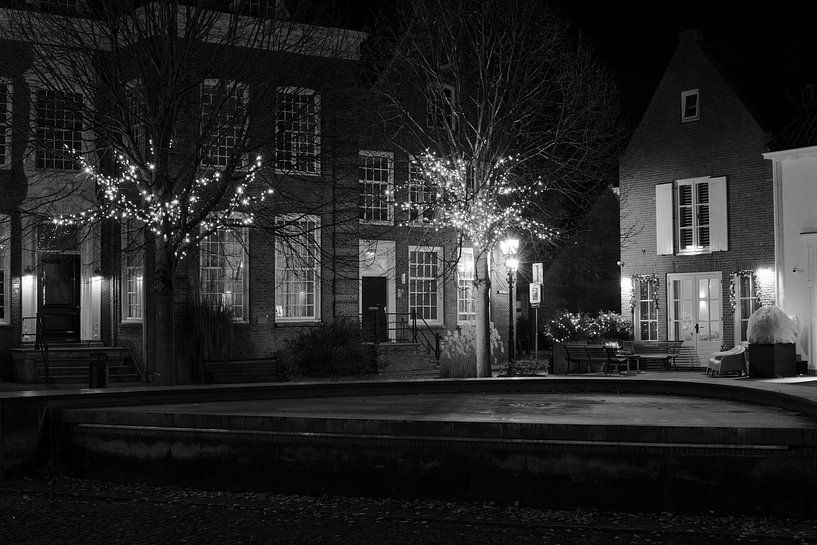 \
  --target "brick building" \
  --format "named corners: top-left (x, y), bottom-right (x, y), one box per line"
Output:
top-left (0, 2), bottom-right (514, 384)
top-left (620, 29), bottom-right (816, 372)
